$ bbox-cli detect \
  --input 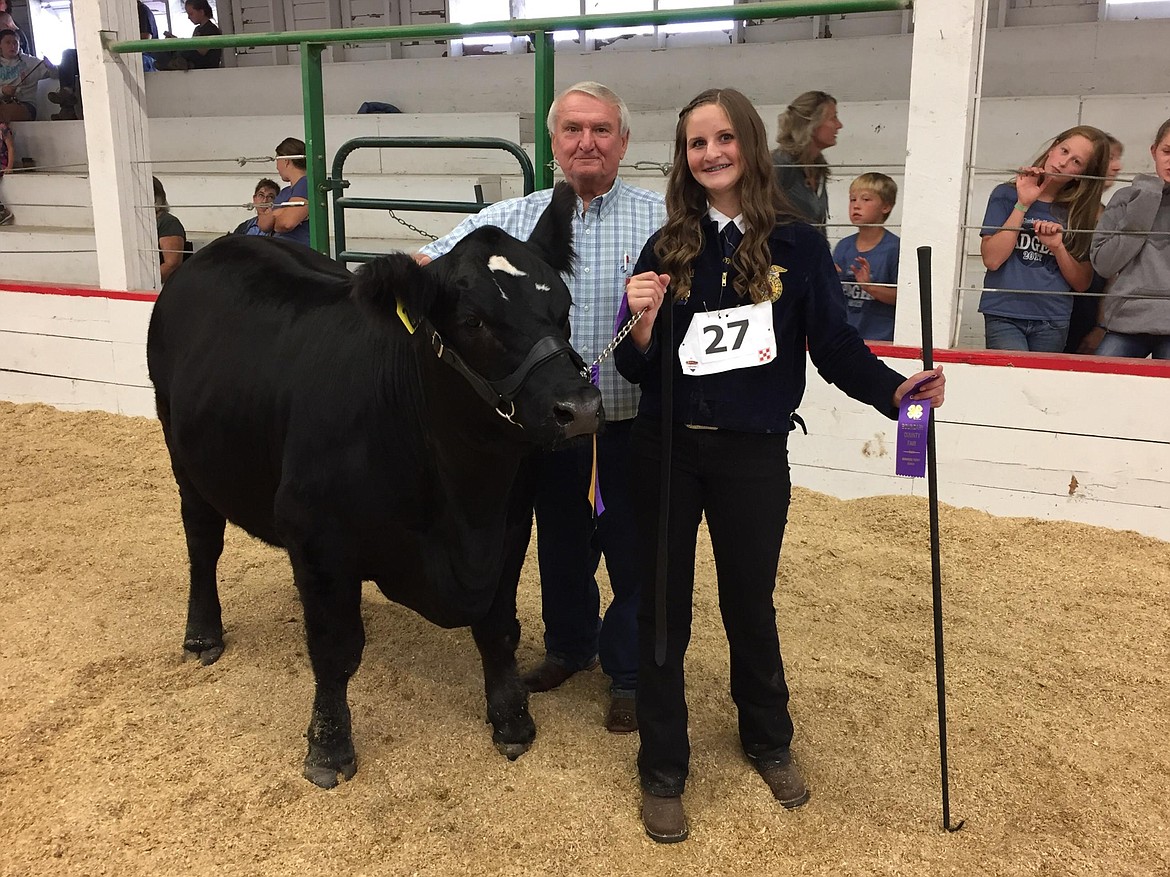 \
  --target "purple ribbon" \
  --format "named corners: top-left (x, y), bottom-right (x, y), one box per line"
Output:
top-left (614, 292), bottom-right (631, 335)
top-left (895, 394), bottom-right (931, 478)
